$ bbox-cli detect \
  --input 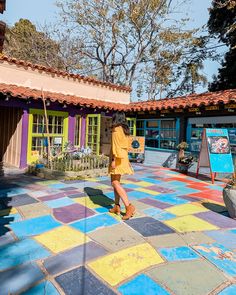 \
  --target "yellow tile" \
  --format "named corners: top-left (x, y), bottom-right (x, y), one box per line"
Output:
top-left (34, 226), bottom-right (90, 253)
top-left (135, 188), bottom-right (160, 195)
top-left (120, 179), bottom-right (136, 184)
top-left (84, 178), bottom-right (99, 182)
top-left (166, 204), bottom-right (209, 216)
top-left (0, 207), bottom-right (18, 216)
top-left (164, 215), bottom-right (218, 233)
top-left (88, 243), bottom-right (164, 286)
top-left (73, 197), bottom-right (100, 209)
top-left (135, 181), bottom-right (153, 187)
top-left (96, 184), bottom-right (111, 190)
